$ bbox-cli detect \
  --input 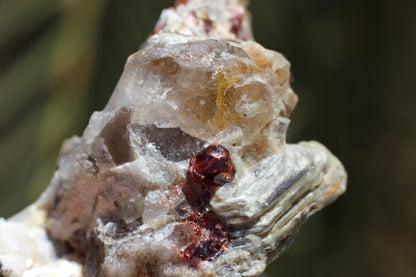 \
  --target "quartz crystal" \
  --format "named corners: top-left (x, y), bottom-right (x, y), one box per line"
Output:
top-left (0, 0), bottom-right (347, 276)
